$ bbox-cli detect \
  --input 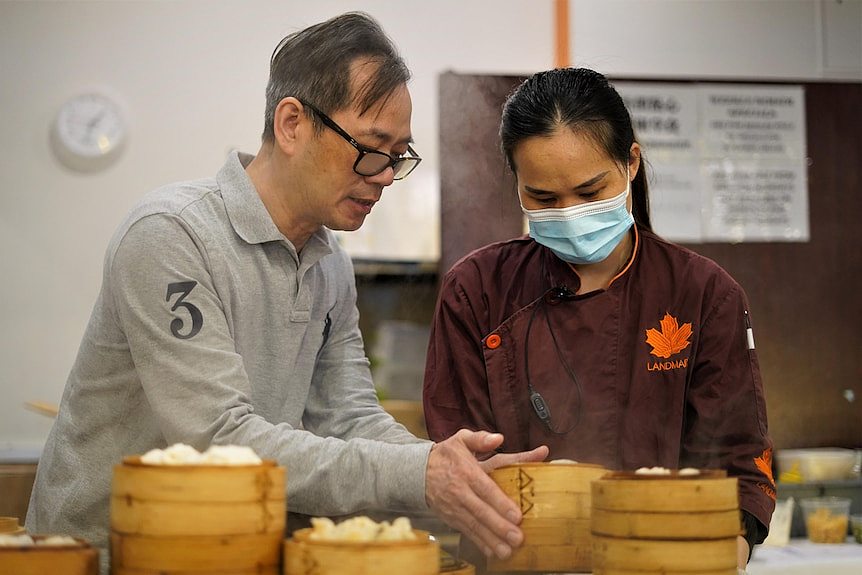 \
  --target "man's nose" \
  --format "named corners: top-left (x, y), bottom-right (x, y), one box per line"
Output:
top-left (365, 166), bottom-right (395, 187)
